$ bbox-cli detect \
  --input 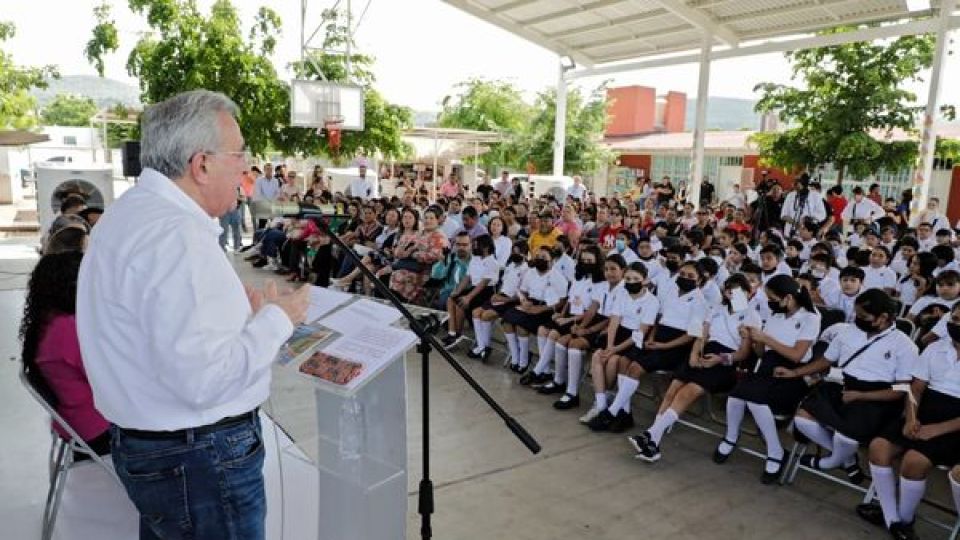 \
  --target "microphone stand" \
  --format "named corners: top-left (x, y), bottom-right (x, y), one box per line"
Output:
top-left (284, 205), bottom-right (542, 540)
